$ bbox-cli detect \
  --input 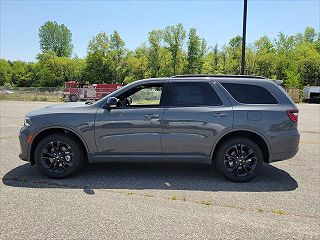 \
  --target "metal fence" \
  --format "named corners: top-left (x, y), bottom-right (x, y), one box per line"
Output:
top-left (0, 87), bottom-right (64, 102)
